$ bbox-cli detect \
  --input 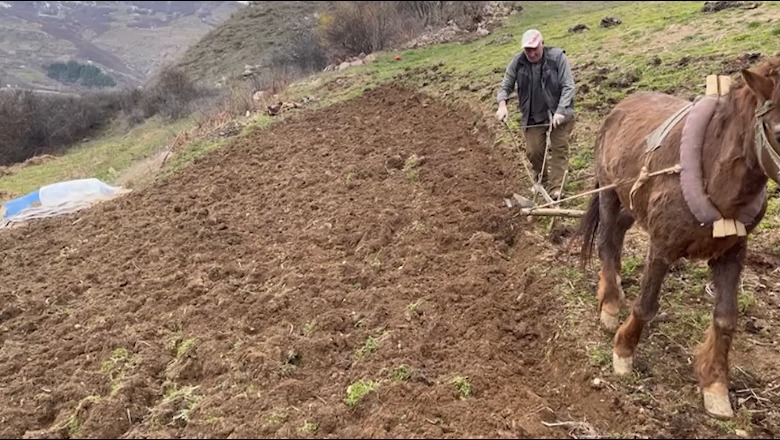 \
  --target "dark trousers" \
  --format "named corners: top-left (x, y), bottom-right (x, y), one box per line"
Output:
top-left (523, 119), bottom-right (574, 190)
